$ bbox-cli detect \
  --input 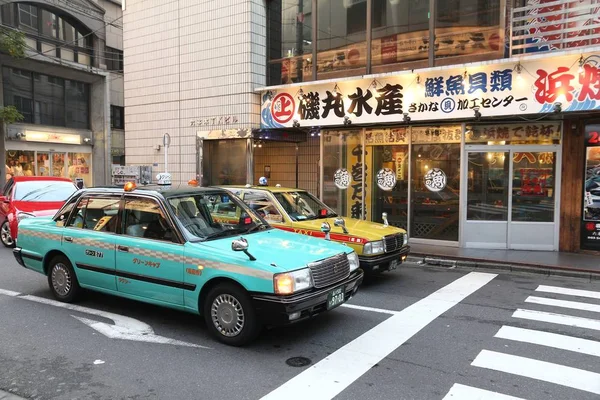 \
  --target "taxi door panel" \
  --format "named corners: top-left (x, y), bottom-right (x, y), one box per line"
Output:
top-left (61, 195), bottom-right (120, 291)
top-left (116, 195), bottom-right (184, 305)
